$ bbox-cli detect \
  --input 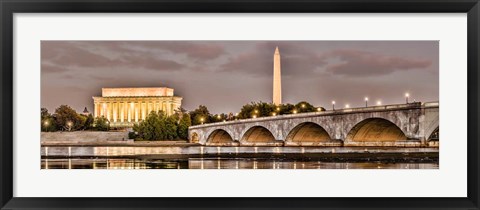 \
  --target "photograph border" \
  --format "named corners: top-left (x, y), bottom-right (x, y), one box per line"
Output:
top-left (1, 0), bottom-right (479, 209)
